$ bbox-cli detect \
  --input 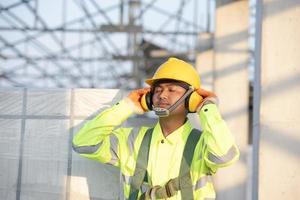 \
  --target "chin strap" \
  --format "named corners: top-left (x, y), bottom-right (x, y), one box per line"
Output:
top-left (153, 86), bottom-right (194, 117)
